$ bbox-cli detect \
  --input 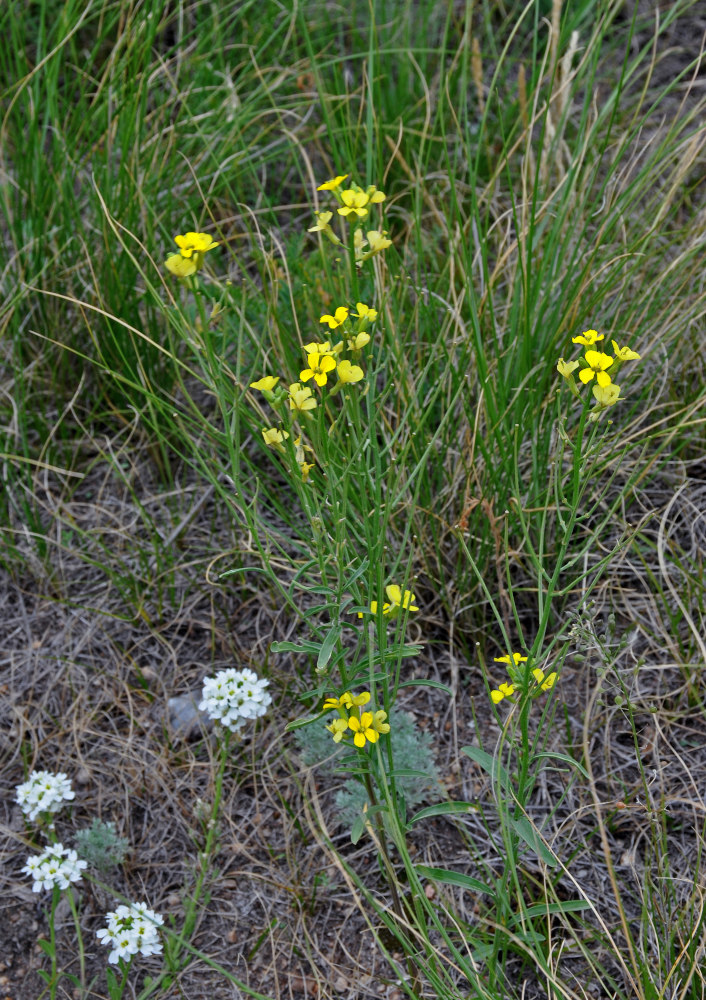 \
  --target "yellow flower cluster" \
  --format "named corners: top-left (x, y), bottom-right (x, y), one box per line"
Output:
top-left (248, 300), bottom-right (379, 483)
top-left (164, 231), bottom-right (220, 278)
top-left (309, 173), bottom-right (392, 265)
top-left (323, 690), bottom-right (391, 748)
top-left (556, 329), bottom-right (640, 412)
top-left (490, 652), bottom-right (557, 704)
